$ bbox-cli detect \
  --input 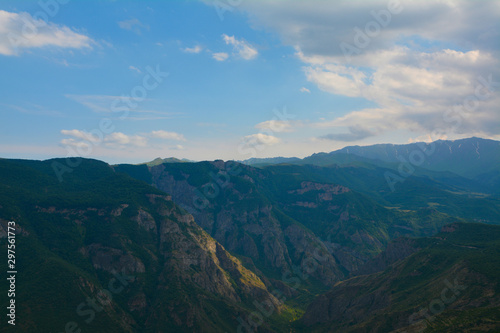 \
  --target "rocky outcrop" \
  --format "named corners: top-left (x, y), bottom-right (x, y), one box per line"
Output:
top-left (352, 237), bottom-right (419, 276)
top-left (144, 195), bottom-right (282, 330)
top-left (111, 204), bottom-right (129, 216)
top-left (148, 162), bottom-right (347, 288)
top-left (284, 224), bottom-right (344, 285)
top-left (133, 209), bottom-right (157, 232)
top-left (288, 181), bottom-right (350, 195)
top-left (302, 277), bottom-right (391, 326)
top-left (325, 243), bottom-right (368, 273)
top-left (85, 244), bottom-right (146, 274)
